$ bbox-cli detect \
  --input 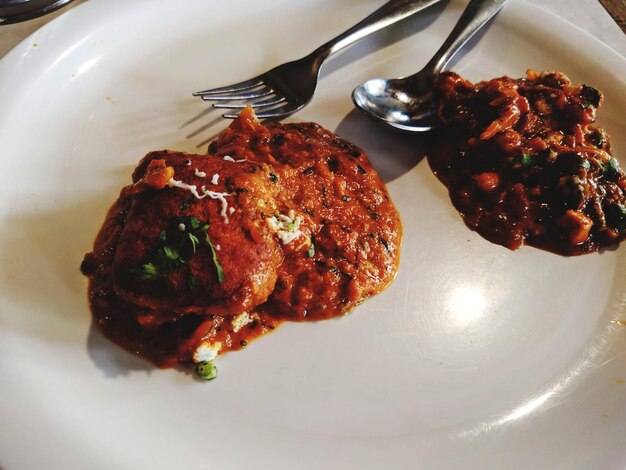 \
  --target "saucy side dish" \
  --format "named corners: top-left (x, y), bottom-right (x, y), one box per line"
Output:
top-left (426, 70), bottom-right (626, 255)
top-left (81, 108), bottom-right (402, 374)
